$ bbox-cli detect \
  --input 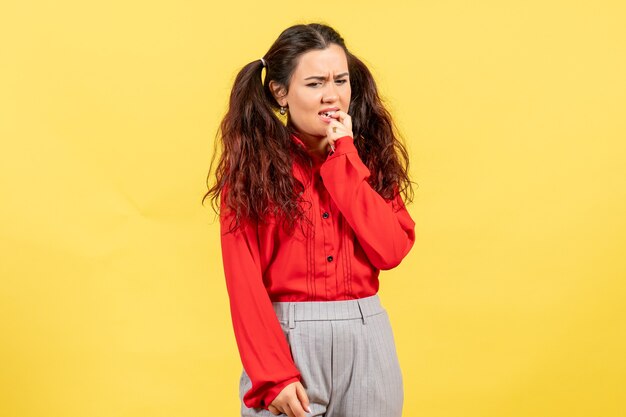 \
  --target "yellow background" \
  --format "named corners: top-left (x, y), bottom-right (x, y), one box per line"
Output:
top-left (1, 1), bottom-right (625, 416)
